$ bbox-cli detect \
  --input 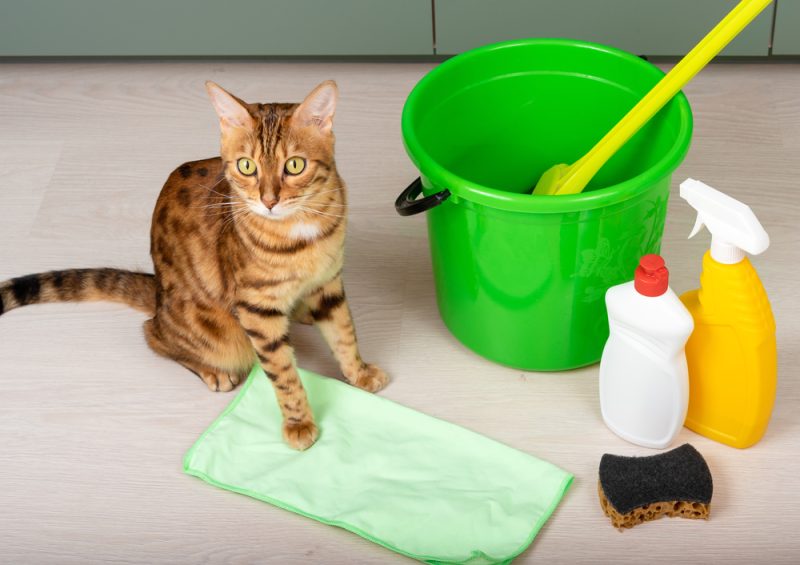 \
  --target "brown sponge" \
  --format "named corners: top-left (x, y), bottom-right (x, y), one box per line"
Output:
top-left (598, 444), bottom-right (712, 529)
